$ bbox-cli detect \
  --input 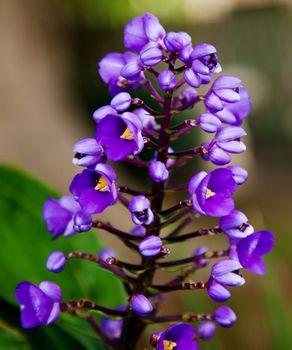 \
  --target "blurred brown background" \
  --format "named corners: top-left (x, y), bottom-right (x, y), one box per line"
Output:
top-left (0, 0), bottom-right (292, 349)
